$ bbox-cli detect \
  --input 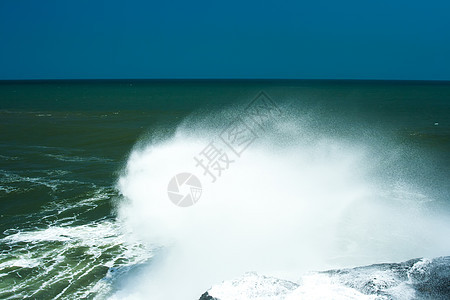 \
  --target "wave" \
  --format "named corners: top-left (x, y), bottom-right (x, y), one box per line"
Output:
top-left (113, 103), bottom-right (450, 299)
top-left (0, 170), bottom-right (91, 192)
top-left (44, 154), bottom-right (114, 163)
top-left (0, 219), bottom-right (153, 299)
top-left (0, 155), bottom-right (20, 161)
top-left (201, 256), bottom-right (450, 300)
top-left (0, 185), bottom-right (18, 193)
